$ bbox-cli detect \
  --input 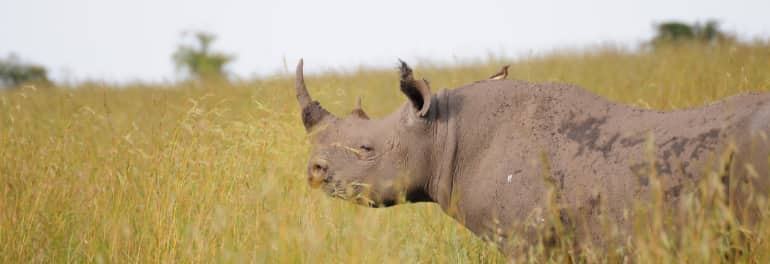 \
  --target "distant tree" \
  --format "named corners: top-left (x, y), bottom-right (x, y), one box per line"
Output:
top-left (654, 22), bottom-right (695, 42)
top-left (649, 20), bottom-right (732, 48)
top-left (172, 31), bottom-right (235, 81)
top-left (695, 20), bottom-right (724, 42)
top-left (0, 54), bottom-right (50, 89)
